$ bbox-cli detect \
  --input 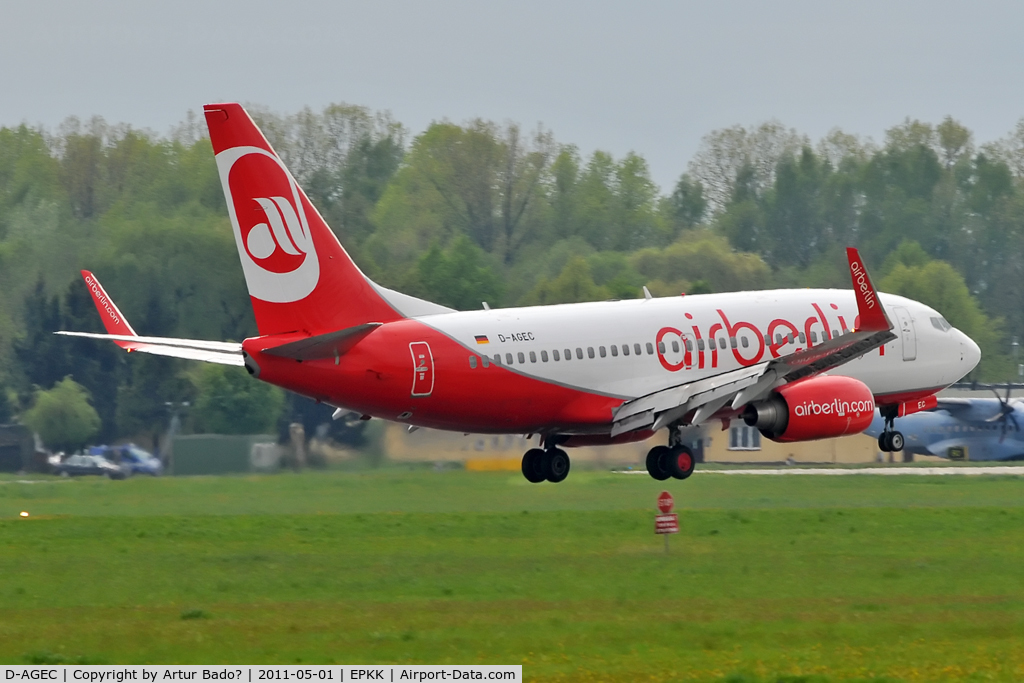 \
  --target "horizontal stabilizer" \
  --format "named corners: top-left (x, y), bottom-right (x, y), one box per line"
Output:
top-left (260, 322), bottom-right (382, 361)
